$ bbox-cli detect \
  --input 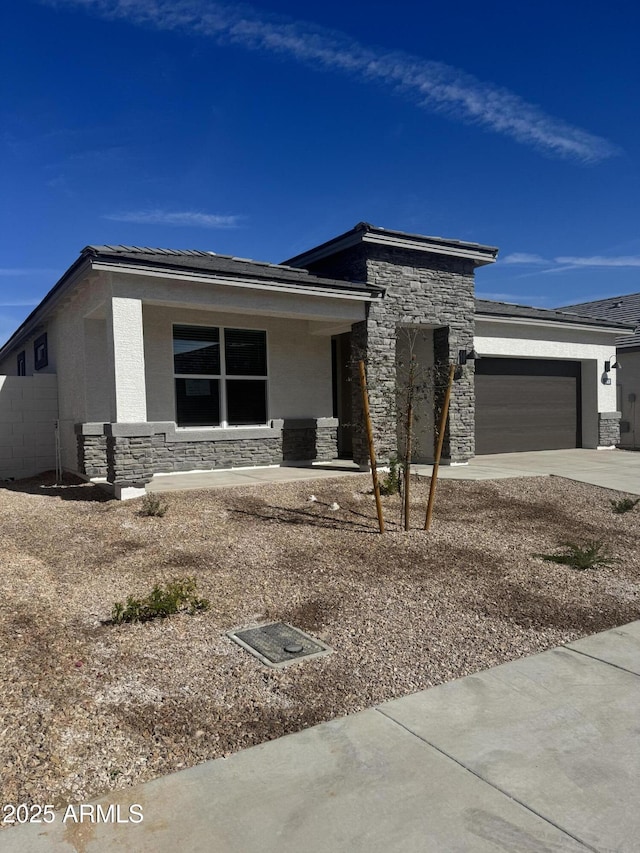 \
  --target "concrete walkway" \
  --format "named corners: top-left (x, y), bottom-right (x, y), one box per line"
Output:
top-left (147, 449), bottom-right (640, 496)
top-left (5, 621), bottom-right (640, 852)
